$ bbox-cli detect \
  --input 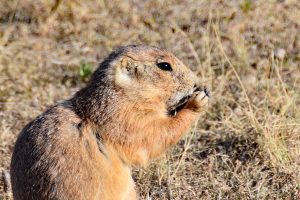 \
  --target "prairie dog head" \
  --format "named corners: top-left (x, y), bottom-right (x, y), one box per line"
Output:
top-left (92, 45), bottom-right (204, 118)
top-left (111, 45), bottom-right (201, 116)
